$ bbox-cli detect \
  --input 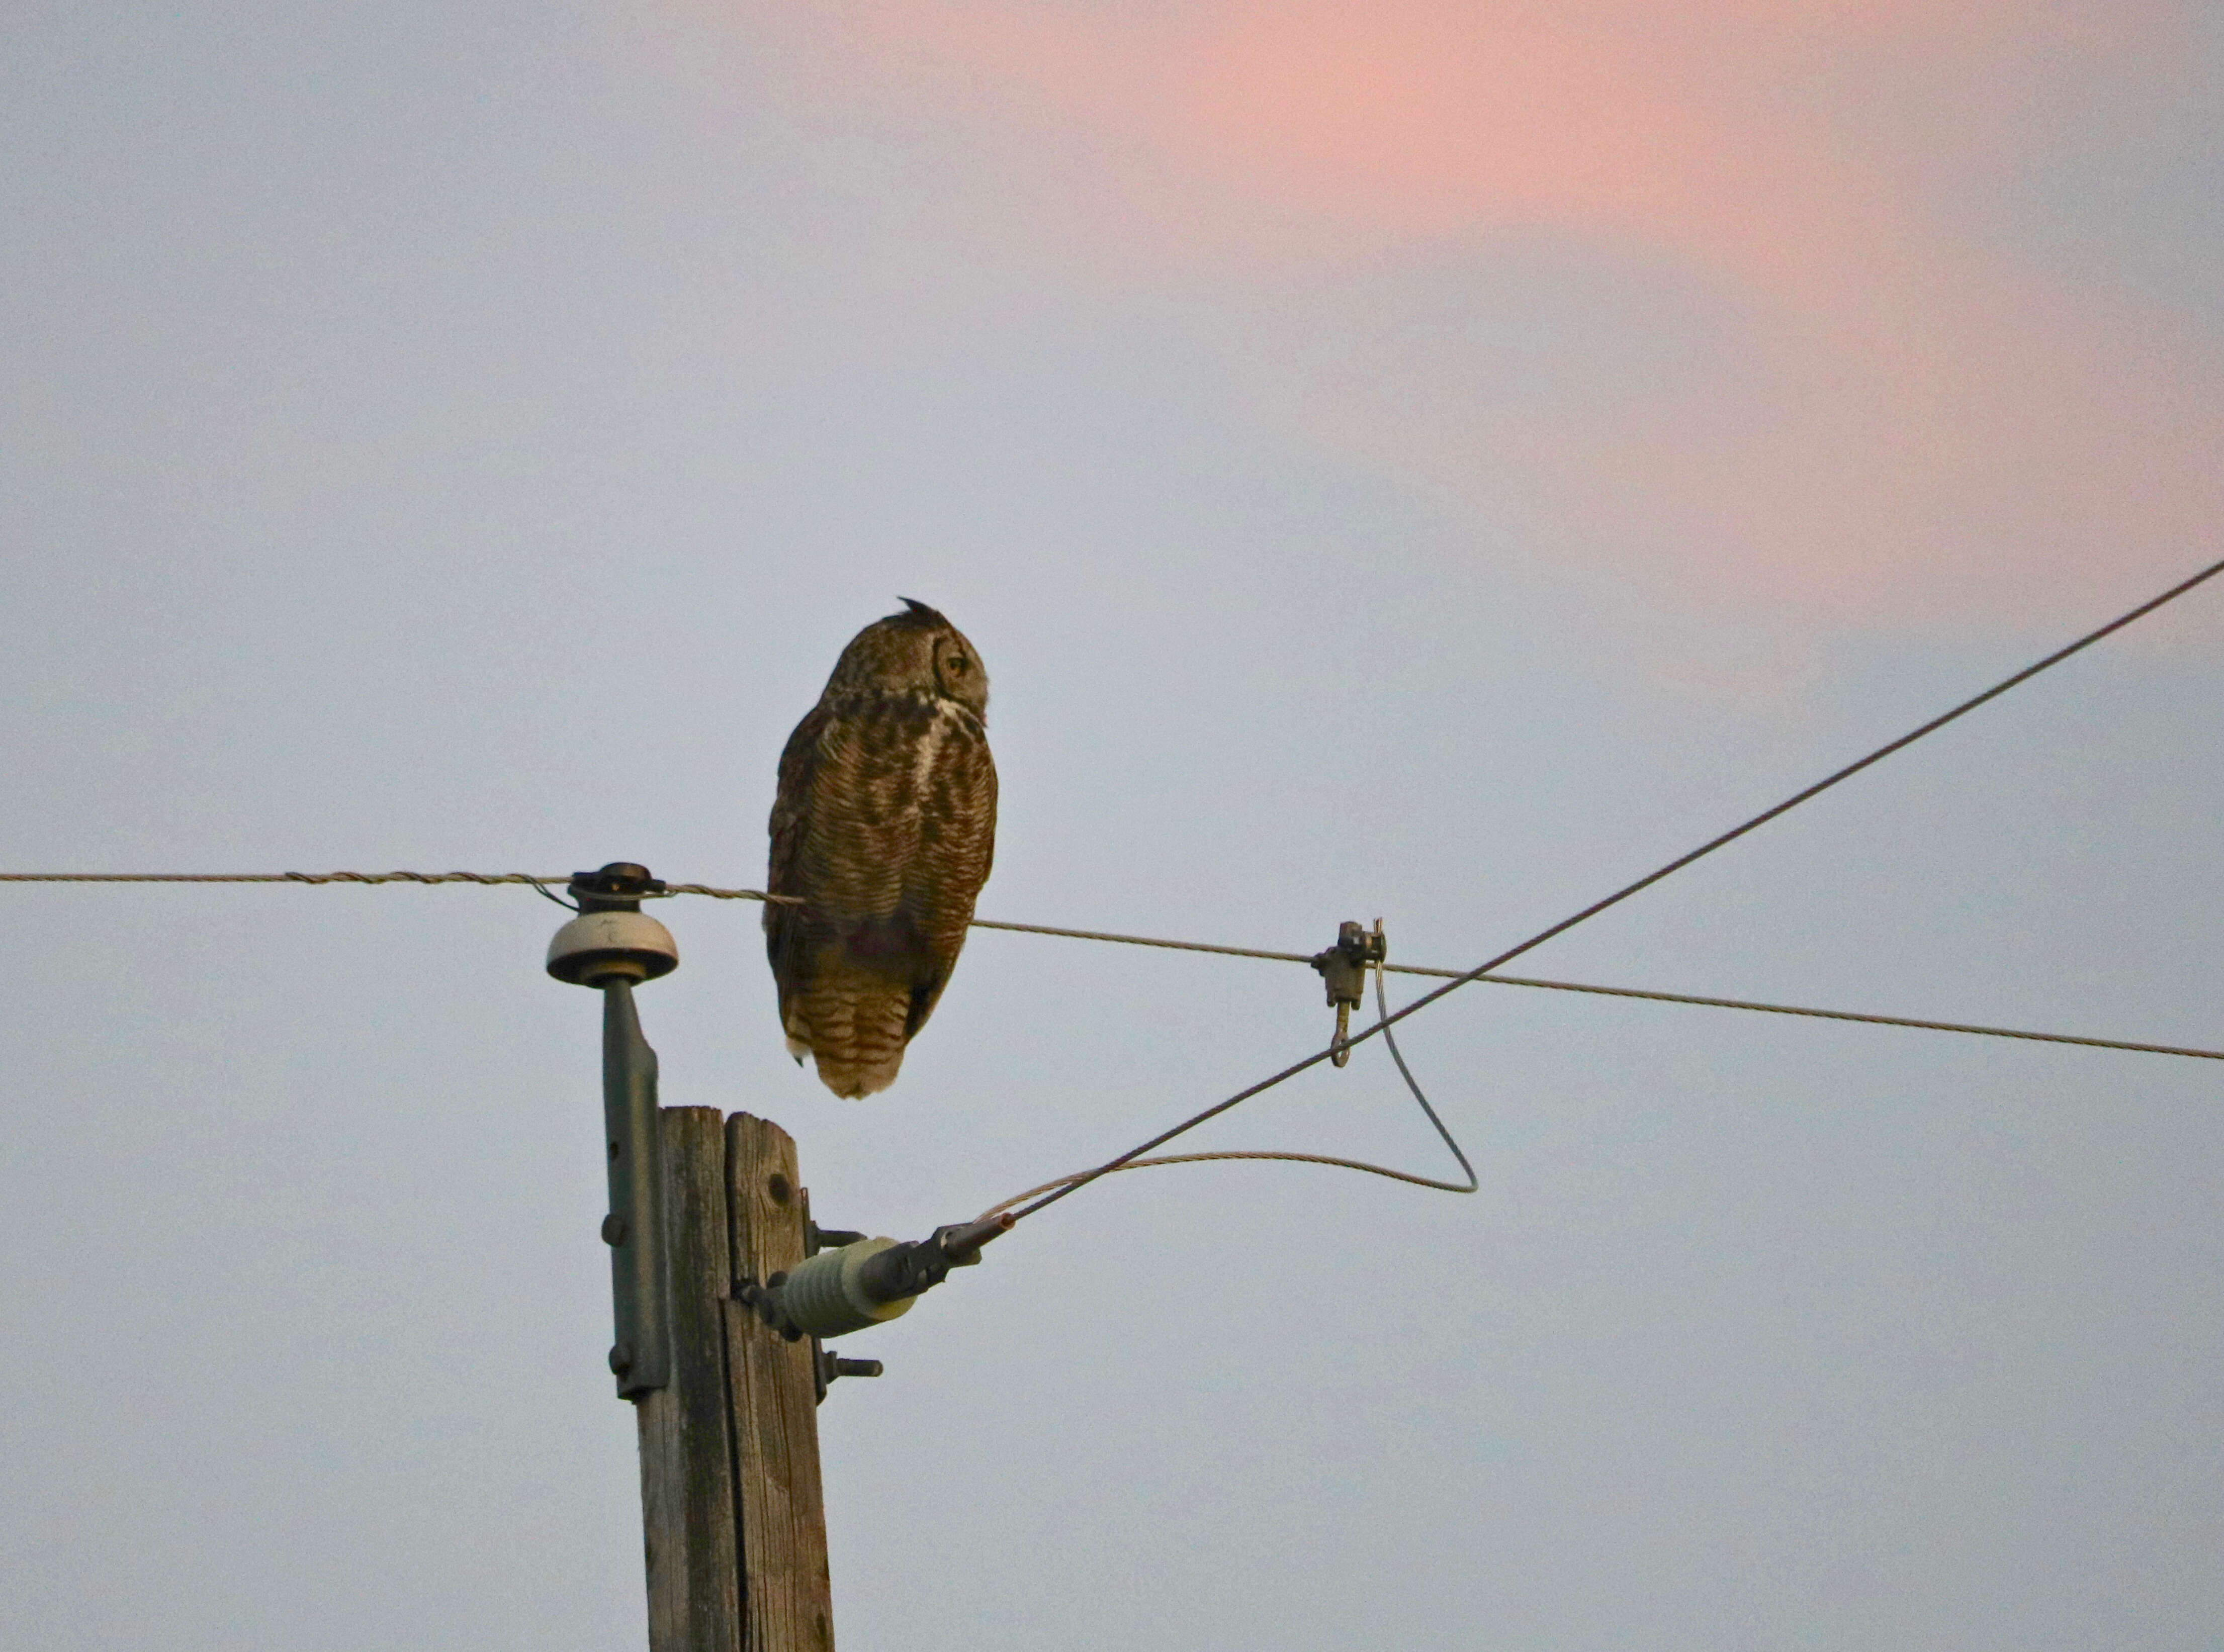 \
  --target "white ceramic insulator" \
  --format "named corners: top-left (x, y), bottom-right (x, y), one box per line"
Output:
top-left (546, 910), bottom-right (680, 984)
top-left (777, 1238), bottom-right (916, 1338)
